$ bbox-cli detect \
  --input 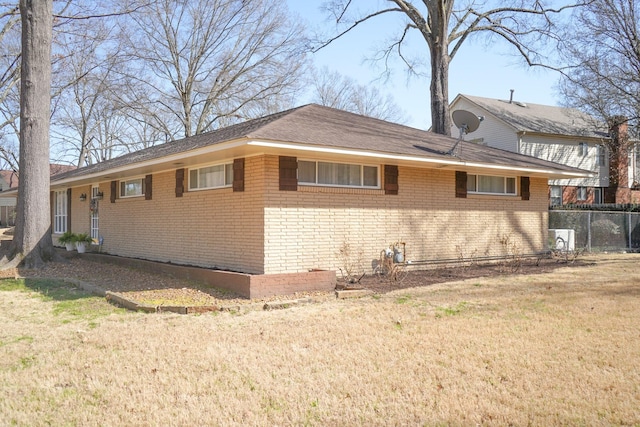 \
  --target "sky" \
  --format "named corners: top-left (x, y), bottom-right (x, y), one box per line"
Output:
top-left (287, 1), bottom-right (562, 130)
